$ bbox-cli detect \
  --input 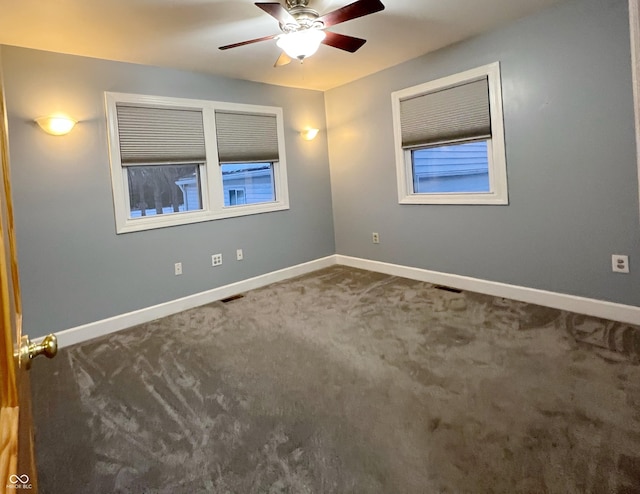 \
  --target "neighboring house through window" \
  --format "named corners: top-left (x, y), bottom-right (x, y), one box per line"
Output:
top-left (391, 62), bottom-right (508, 205)
top-left (105, 93), bottom-right (289, 233)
